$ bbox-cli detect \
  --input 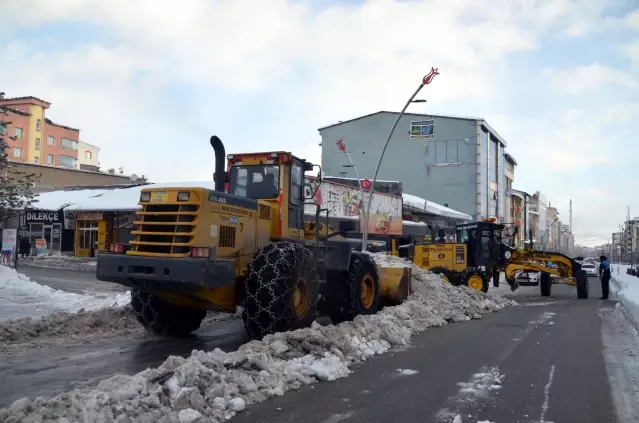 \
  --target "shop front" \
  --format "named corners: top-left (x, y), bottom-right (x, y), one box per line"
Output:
top-left (74, 211), bottom-right (136, 257)
top-left (19, 209), bottom-right (74, 256)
